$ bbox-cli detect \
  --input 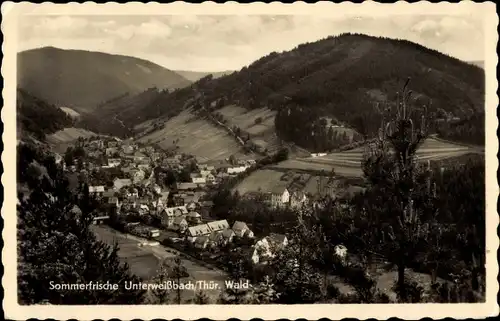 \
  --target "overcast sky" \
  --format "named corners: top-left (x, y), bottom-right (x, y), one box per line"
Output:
top-left (17, 14), bottom-right (485, 72)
